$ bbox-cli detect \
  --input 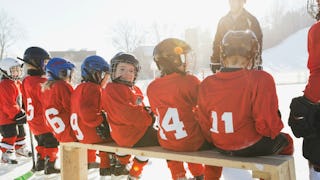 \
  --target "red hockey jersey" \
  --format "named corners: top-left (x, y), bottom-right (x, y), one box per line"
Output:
top-left (22, 76), bottom-right (50, 135)
top-left (102, 83), bottom-right (152, 147)
top-left (42, 80), bottom-right (77, 142)
top-left (0, 79), bottom-right (22, 125)
top-left (197, 69), bottom-right (283, 151)
top-left (147, 73), bottom-right (205, 151)
top-left (70, 82), bottom-right (106, 144)
top-left (304, 21), bottom-right (320, 102)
